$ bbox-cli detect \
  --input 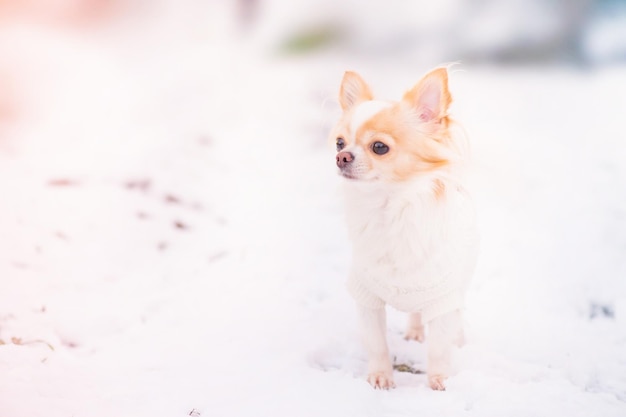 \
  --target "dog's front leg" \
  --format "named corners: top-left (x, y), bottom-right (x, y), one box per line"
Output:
top-left (357, 305), bottom-right (395, 389)
top-left (426, 309), bottom-right (463, 390)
